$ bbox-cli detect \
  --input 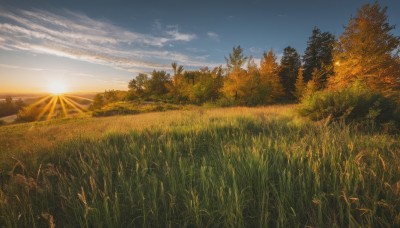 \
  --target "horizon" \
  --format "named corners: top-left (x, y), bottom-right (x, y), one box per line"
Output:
top-left (1, 0), bottom-right (399, 94)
